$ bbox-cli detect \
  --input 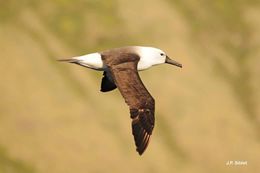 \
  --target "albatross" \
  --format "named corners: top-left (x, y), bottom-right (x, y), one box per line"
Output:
top-left (59, 46), bottom-right (182, 155)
